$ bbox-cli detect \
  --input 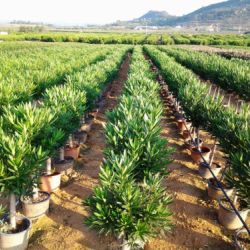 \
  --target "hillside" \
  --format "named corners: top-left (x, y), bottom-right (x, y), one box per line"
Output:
top-left (176, 0), bottom-right (250, 31)
top-left (111, 0), bottom-right (250, 32)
